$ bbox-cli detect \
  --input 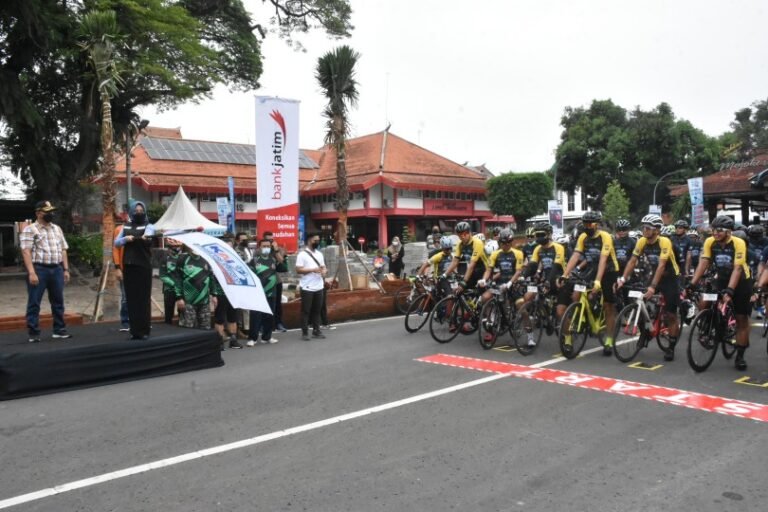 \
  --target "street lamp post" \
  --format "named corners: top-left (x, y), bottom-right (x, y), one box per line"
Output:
top-left (125, 119), bottom-right (149, 206)
top-left (652, 168), bottom-right (700, 207)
